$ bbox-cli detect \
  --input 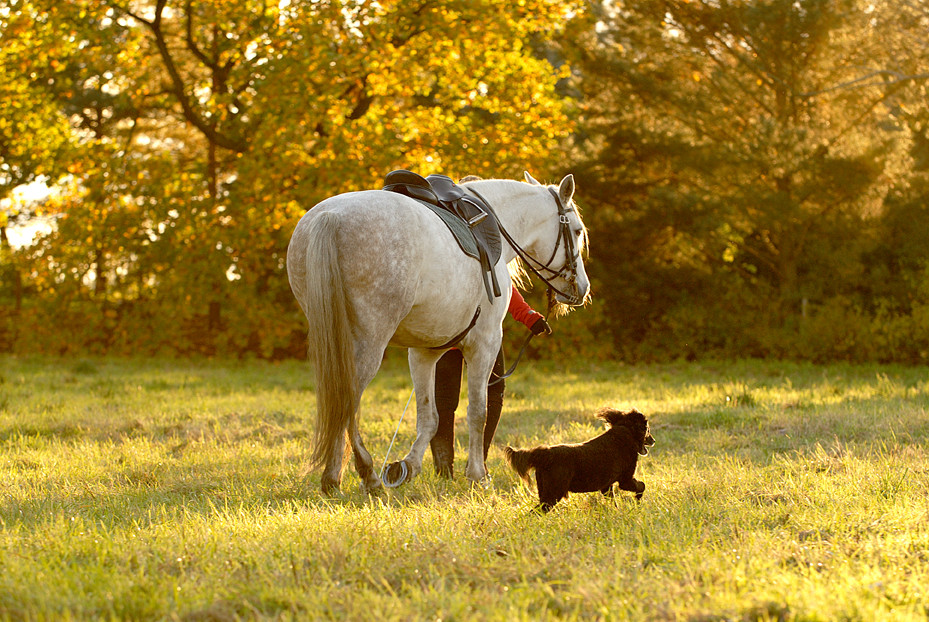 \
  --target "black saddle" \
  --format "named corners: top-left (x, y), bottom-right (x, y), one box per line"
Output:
top-left (384, 170), bottom-right (503, 301)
